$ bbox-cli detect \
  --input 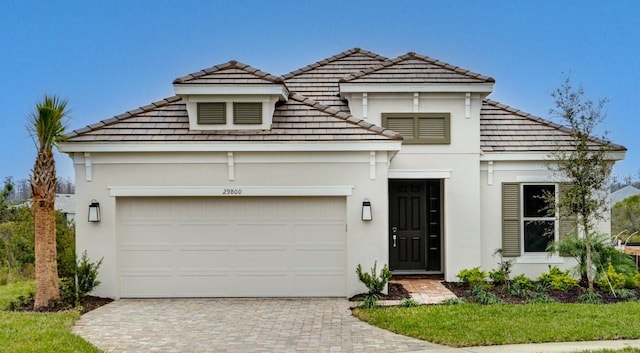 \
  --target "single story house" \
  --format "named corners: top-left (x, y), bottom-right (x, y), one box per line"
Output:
top-left (59, 48), bottom-right (626, 299)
